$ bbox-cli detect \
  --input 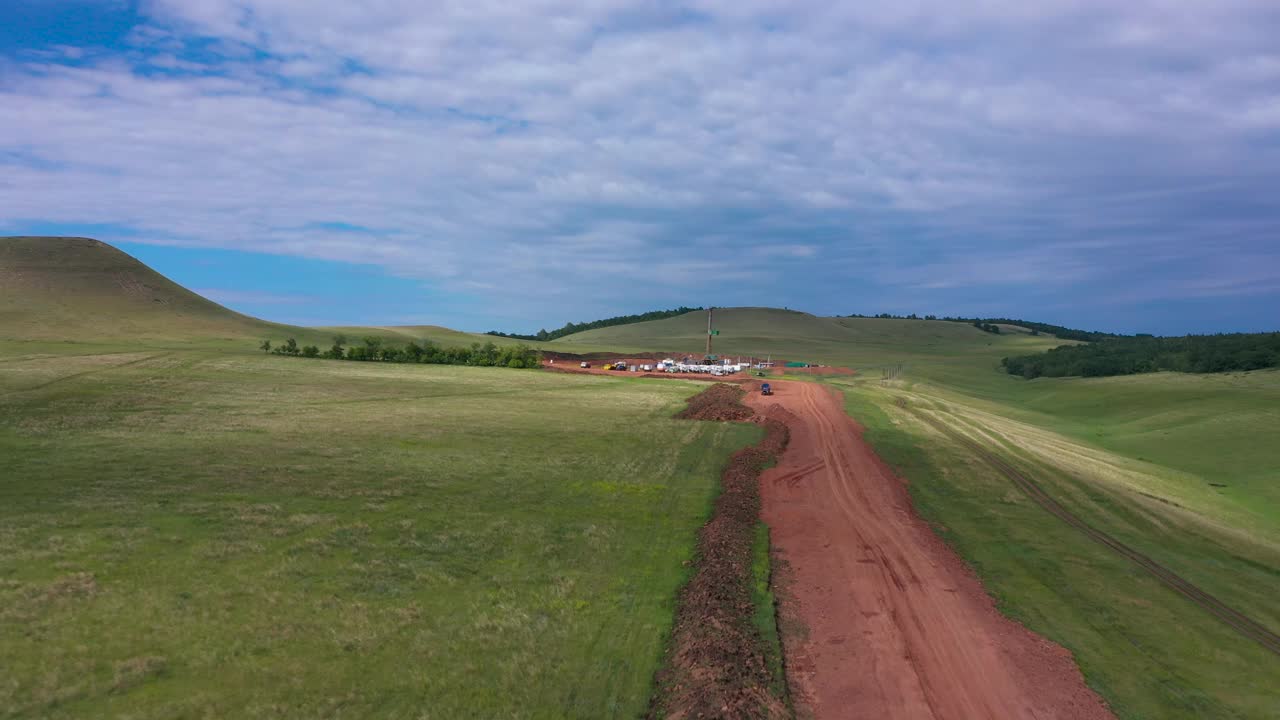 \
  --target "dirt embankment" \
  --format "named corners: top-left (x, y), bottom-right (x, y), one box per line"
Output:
top-left (650, 384), bottom-right (791, 720)
top-left (746, 381), bottom-right (1113, 720)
